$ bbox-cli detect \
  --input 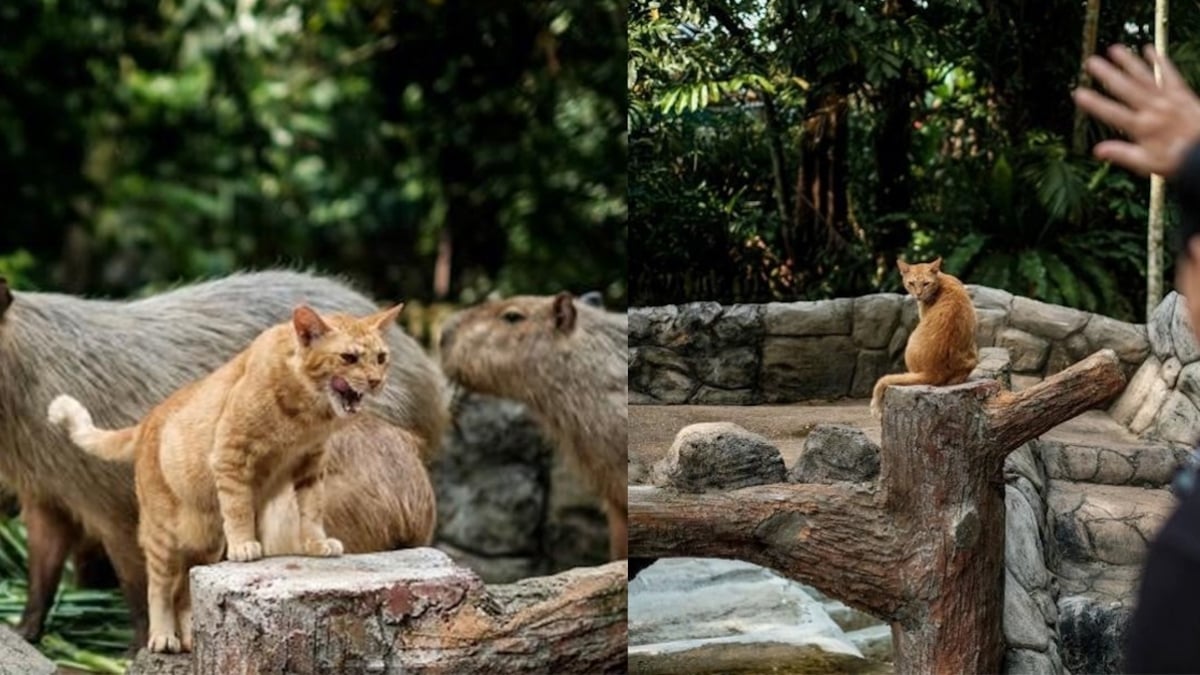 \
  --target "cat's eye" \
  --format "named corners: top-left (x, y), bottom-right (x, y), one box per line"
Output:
top-left (341, 353), bottom-right (359, 365)
top-left (501, 310), bottom-right (526, 324)
top-left (377, 353), bottom-right (387, 365)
